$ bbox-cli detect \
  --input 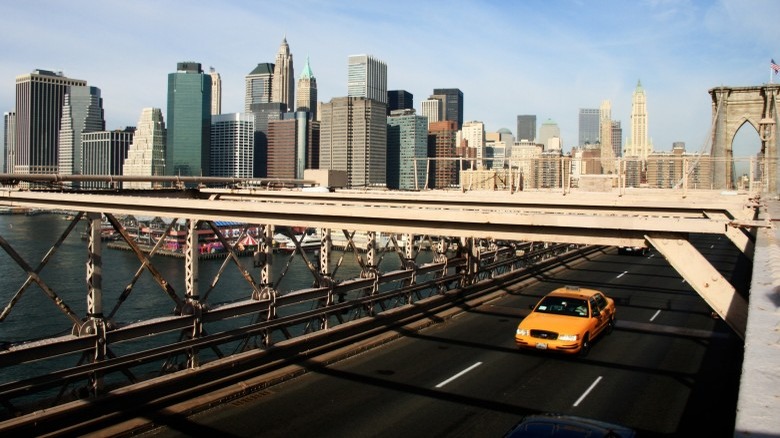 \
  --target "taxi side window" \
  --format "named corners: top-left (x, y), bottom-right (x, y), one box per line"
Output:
top-left (589, 297), bottom-right (599, 315)
top-left (593, 294), bottom-right (607, 311)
